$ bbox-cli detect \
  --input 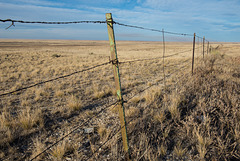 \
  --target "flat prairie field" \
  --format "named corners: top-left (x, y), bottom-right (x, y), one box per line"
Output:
top-left (0, 39), bottom-right (239, 160)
